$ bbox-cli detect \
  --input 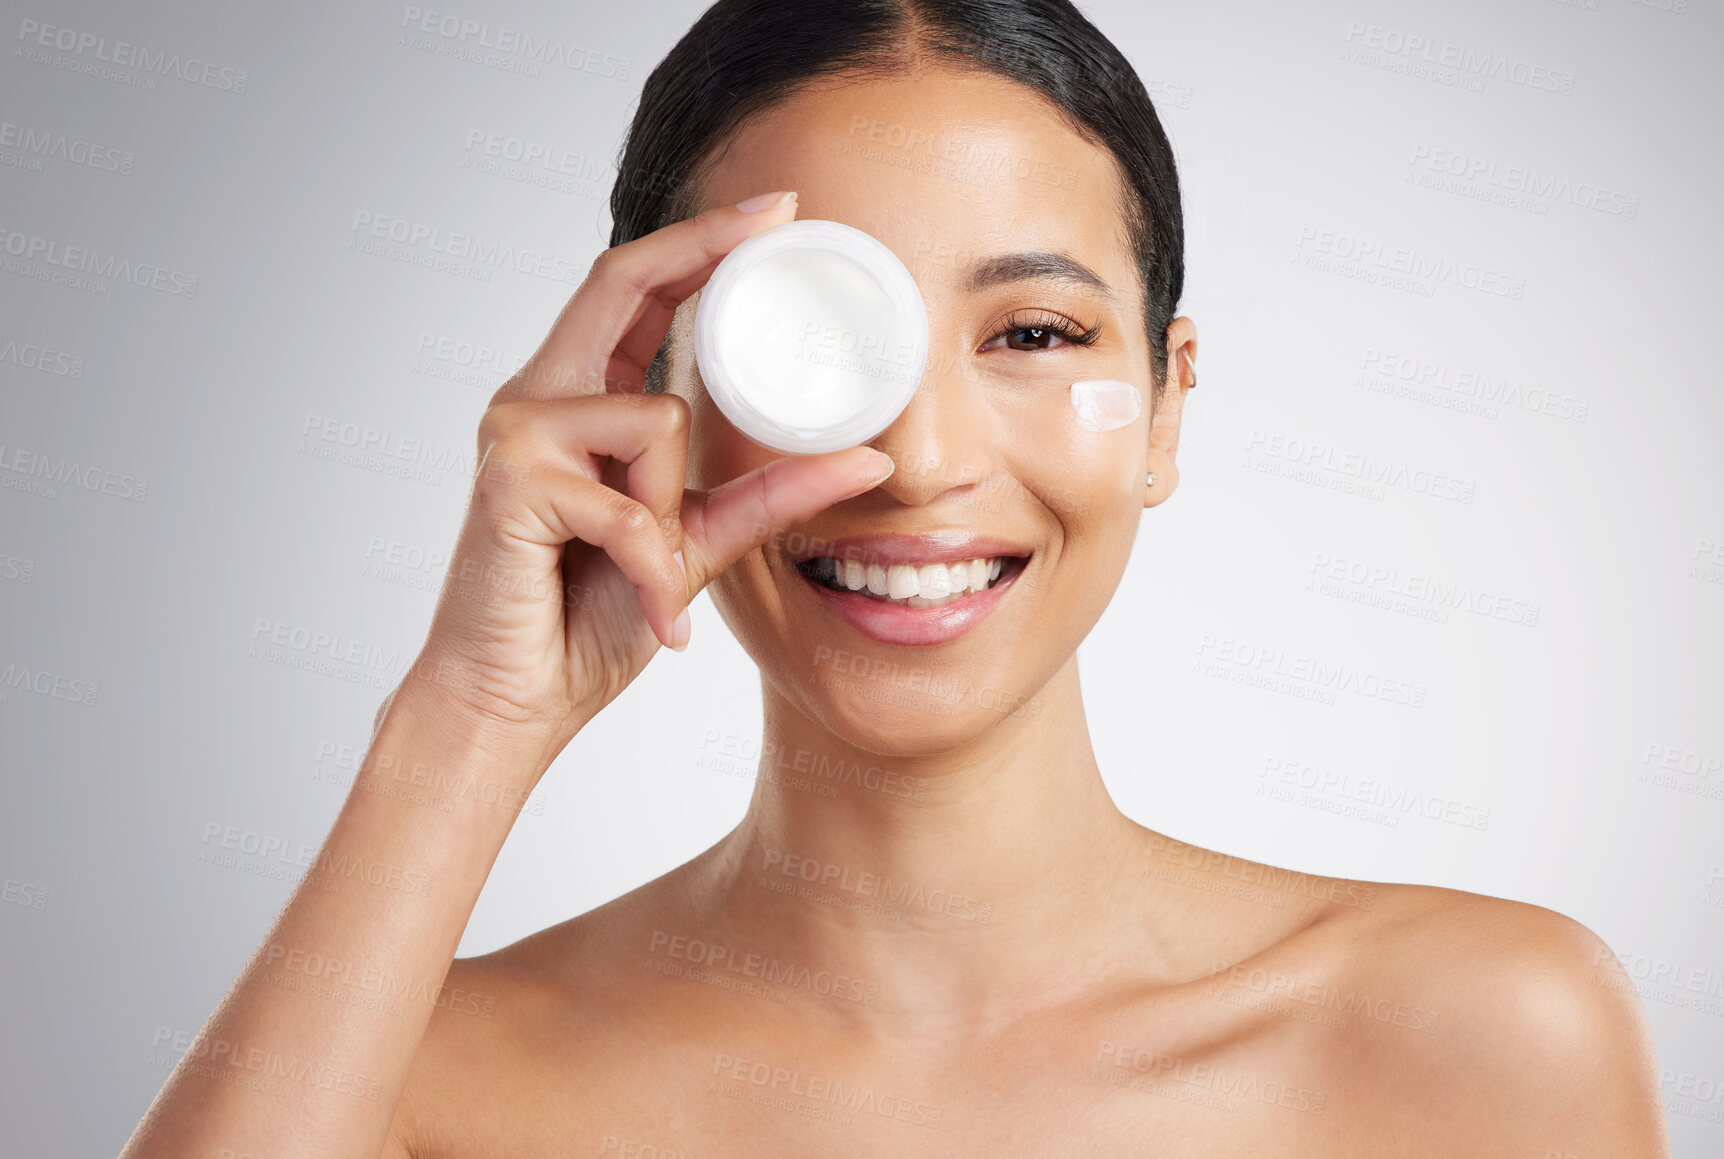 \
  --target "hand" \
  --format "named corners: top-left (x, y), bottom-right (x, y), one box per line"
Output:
top-left (393, 191), bottom-right (896, 769)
